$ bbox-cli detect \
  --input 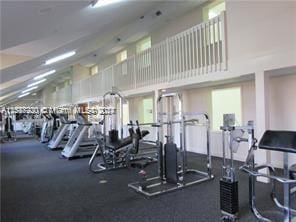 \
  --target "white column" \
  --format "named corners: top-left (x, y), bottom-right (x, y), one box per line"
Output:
top-left (154, 89), bottom-right (159, 122)
top-left (255, 70), bottom-right (271, 183)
